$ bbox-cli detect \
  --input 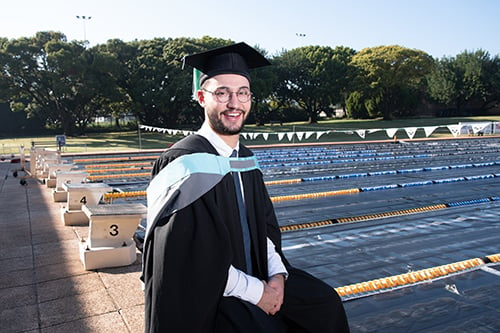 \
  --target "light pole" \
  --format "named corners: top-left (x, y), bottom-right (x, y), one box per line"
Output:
top-left (76, 15), bottom-right (92, 43)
